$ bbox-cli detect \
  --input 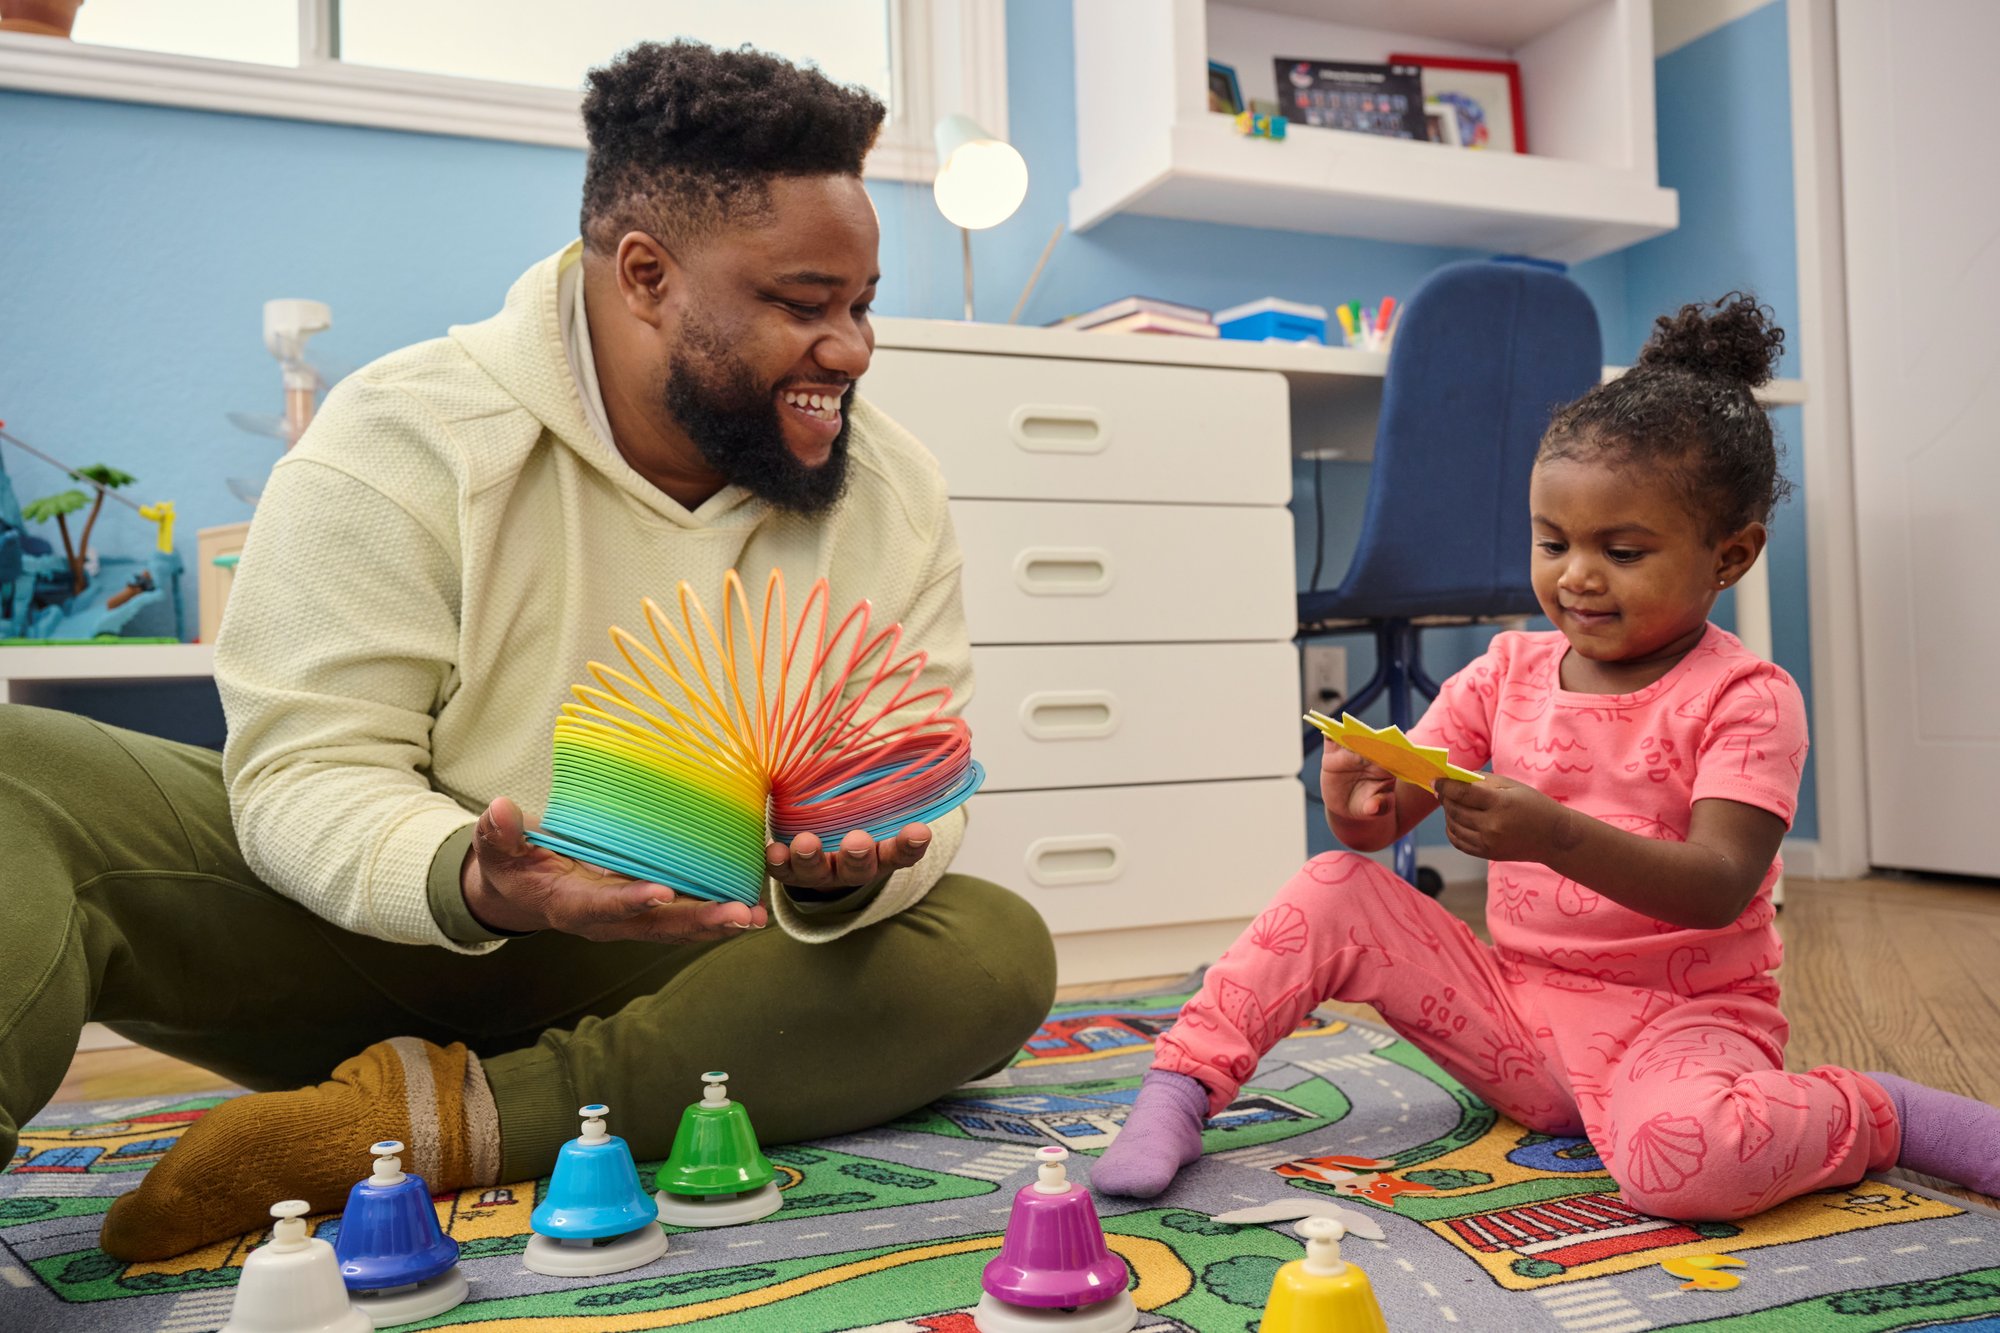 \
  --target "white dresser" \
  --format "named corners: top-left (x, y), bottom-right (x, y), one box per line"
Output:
top-left (863, 333), bottom-right (1310, 983)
